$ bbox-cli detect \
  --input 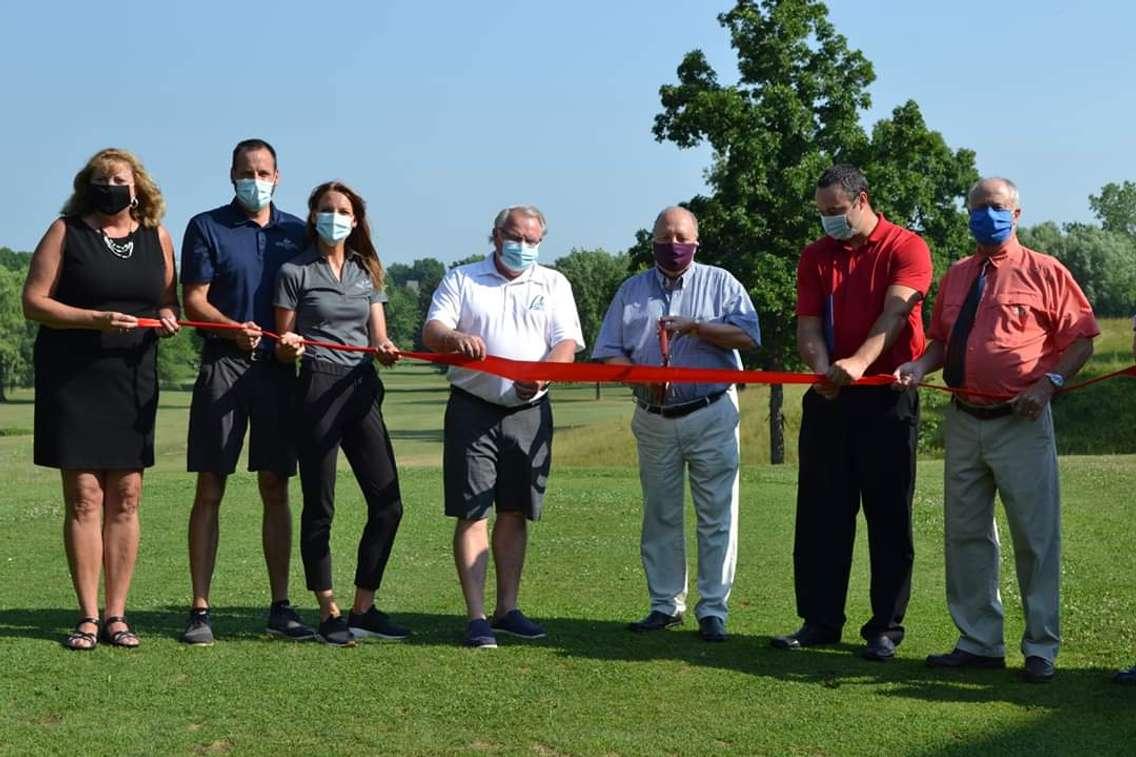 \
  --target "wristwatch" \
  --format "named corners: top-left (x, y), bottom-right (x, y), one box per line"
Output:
top-left (1044, 372), bottom-right (1065, 389)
